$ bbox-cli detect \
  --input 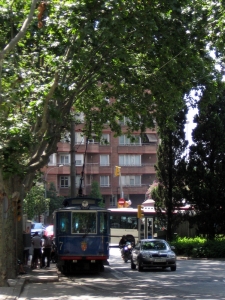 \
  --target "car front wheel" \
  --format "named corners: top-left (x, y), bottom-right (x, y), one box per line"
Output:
top-left (137, 261), bottom-right (143, 272)
top-left (131, 258), bottom-right (136, 270)
top-left (171, 265), bottom-right (176, 271)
